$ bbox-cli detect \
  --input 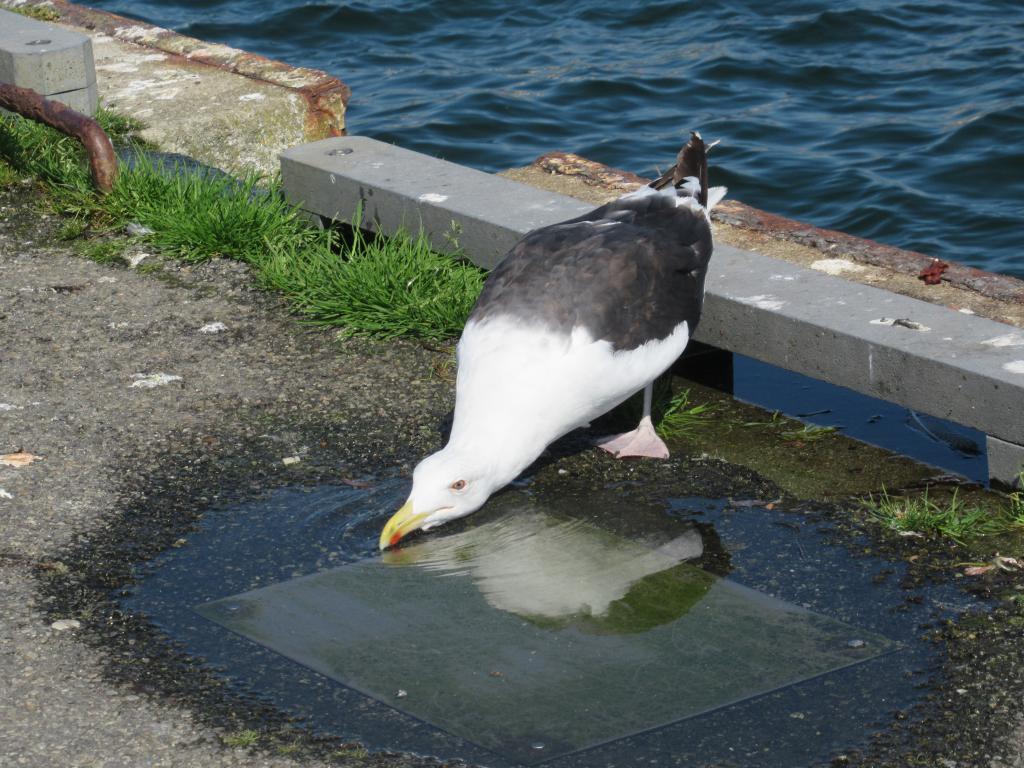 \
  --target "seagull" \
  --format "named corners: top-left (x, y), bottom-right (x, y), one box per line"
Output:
top-left (380, 132), bottom-right (726, 550)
